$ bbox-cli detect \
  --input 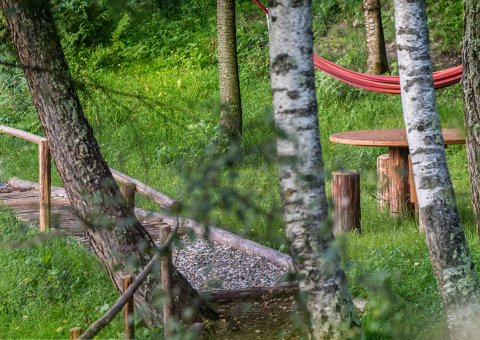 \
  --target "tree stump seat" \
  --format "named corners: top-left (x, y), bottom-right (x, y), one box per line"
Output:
top-left (331, 170), bottom-right (361, 234)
